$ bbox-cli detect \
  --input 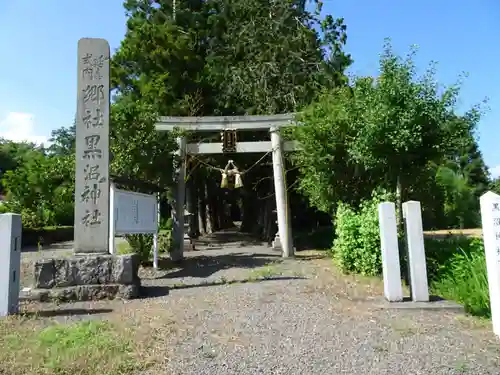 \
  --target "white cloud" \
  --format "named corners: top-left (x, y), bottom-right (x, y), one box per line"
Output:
top-left (0, 112), bottom-right (49, 145)
top-left (490, 165), bottom-right (500, 179)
